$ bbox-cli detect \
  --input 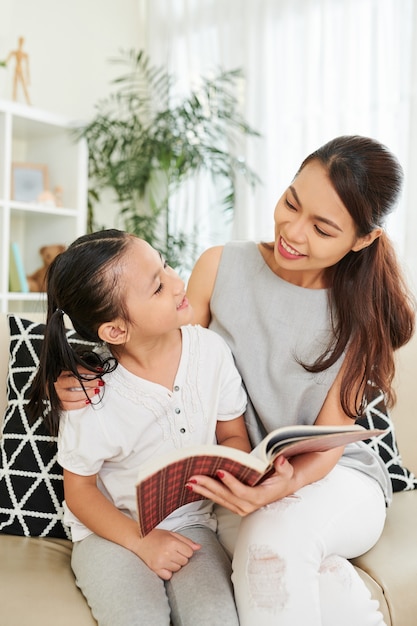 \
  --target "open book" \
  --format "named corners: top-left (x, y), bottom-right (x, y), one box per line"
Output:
top-left (136, 423), bottom-right (383, 536)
